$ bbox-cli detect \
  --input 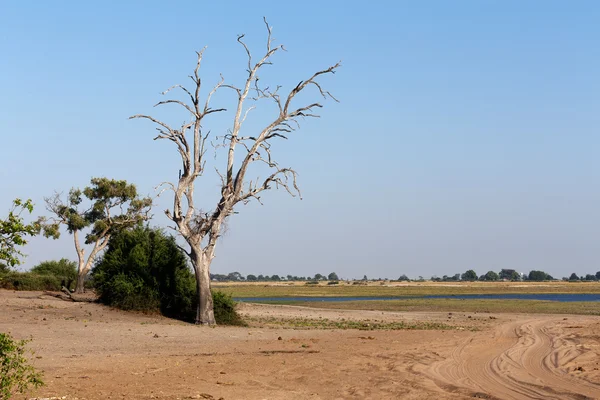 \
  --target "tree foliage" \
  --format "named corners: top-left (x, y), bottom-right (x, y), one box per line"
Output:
top-left (461, 270), bottom-right (478, 281)
top-left (41, 178), bottom-right (152, 293)
top-left (482, 271), bottom-right (499, 281)
top-left (93, 225), bottom-right (194, 318)
top-left (528, 270), bottom-right (551, 281)
top-left (0, 333), bottom-right (44, 399)
top-left (0, 199), bottom-right (40, 269)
